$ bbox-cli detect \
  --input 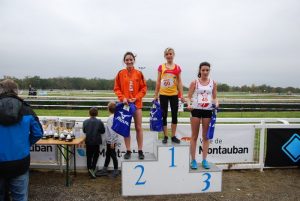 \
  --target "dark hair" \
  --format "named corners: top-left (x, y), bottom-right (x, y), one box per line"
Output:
top-left (0, 79), bottom-right (18, 95)
top-left (89, 107), bottom-right (98, 117)
top-left (108, 101), bottom-right (116, 114)
top-left (198, 62), bottom-right (211, 78)
top-left (123, 52), bottom-right (136, 62)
